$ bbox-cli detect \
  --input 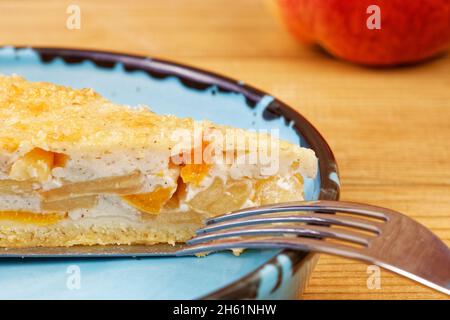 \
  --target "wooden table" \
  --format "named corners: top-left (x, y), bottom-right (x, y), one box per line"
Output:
top-left (1, 0), bottom-right (449, 300)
